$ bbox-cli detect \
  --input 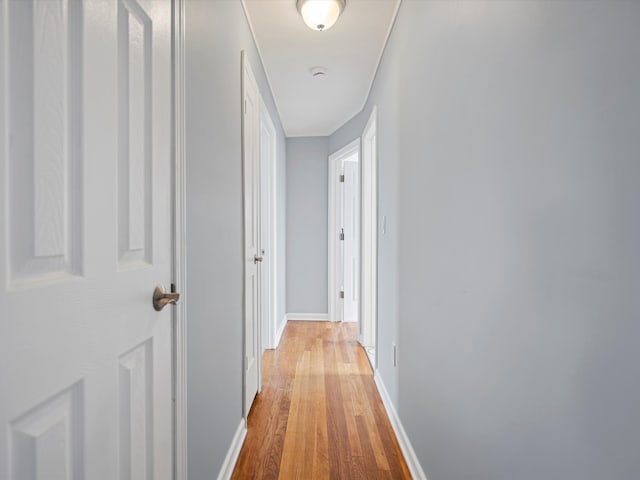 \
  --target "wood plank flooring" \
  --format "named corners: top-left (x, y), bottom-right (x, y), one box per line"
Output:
top-left (232, 321), bottom-right (411, 479)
